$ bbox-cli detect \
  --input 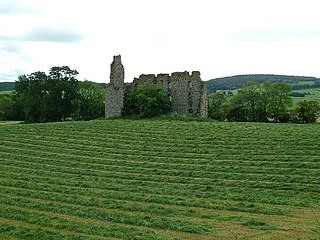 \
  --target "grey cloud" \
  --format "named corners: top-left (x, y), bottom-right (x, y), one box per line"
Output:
top-left (0, 0), bottom-right (38, 15)
top-left (21, 26), bottom-right (84, 43)
top-left (1, 42), bottom-right (22, 54)
top-left (0, 26), bottom-right (85, 43)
